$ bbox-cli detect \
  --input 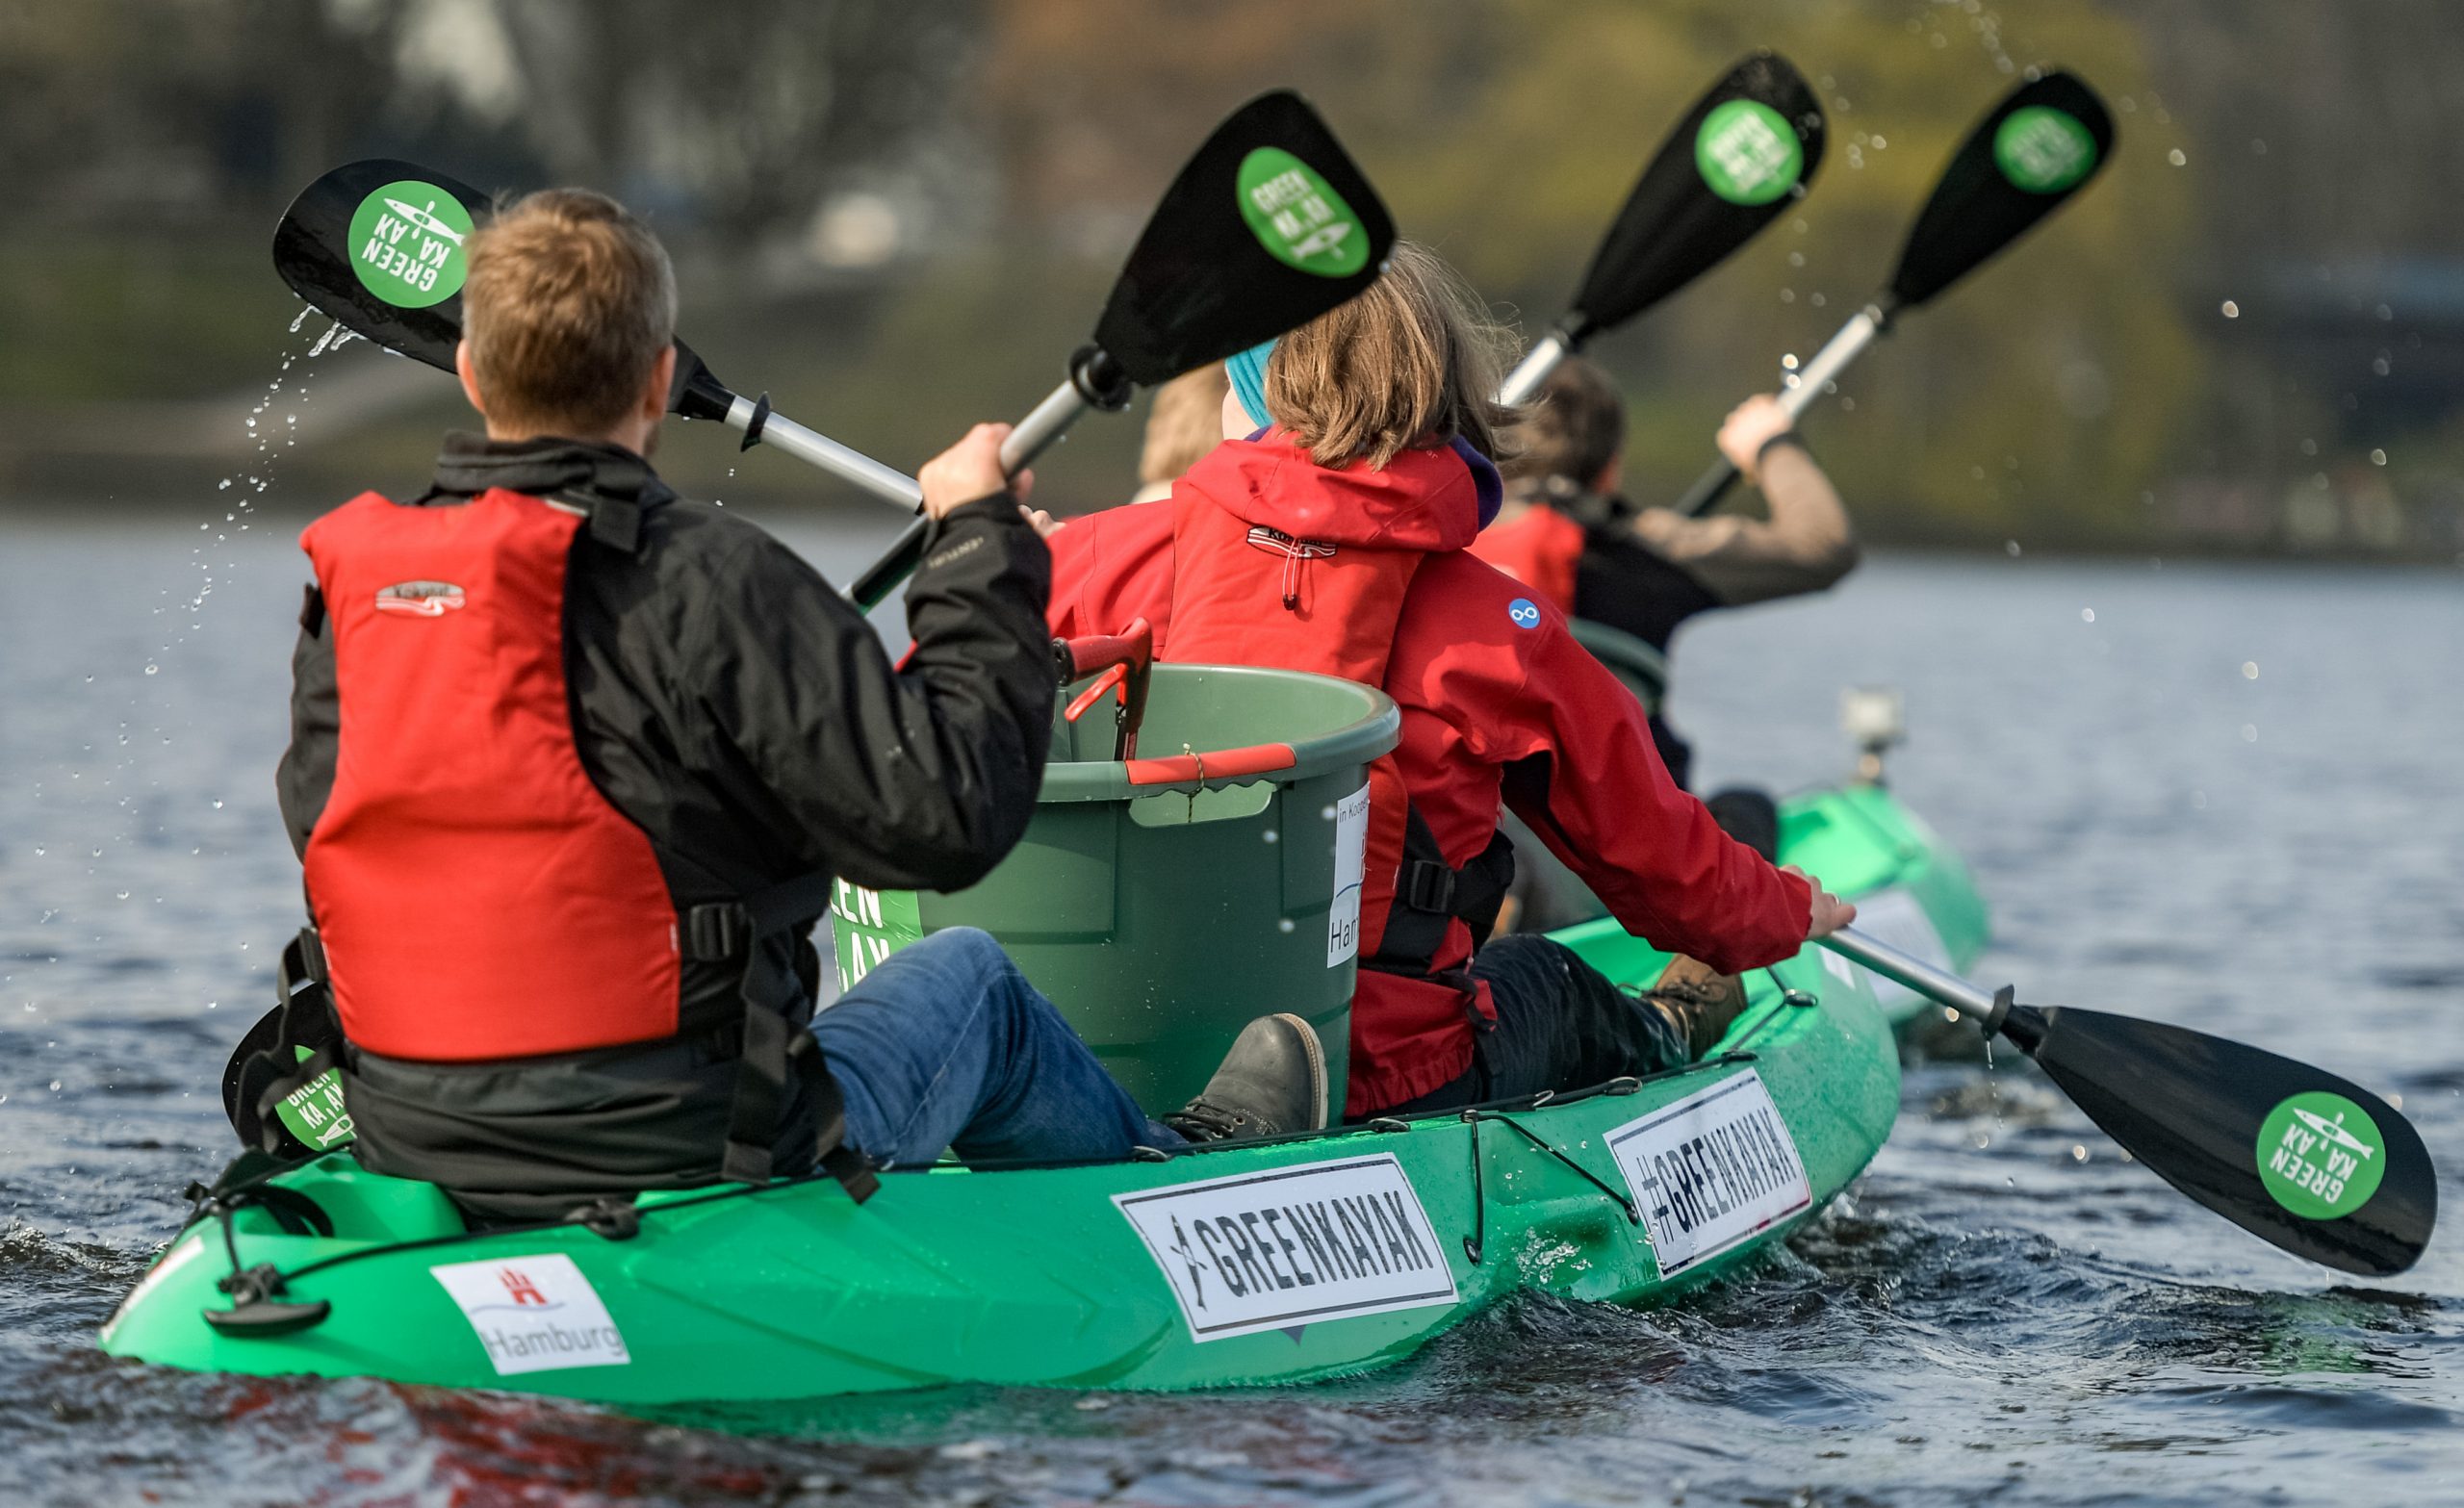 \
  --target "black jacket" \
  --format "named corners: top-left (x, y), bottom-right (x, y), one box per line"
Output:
top-left (277, 434), bottom-right (1055, 1216)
